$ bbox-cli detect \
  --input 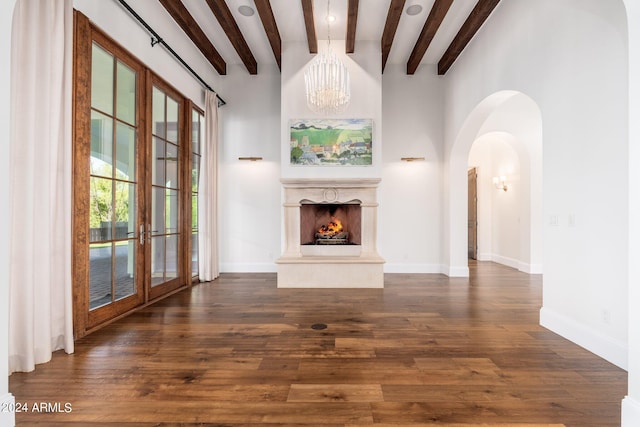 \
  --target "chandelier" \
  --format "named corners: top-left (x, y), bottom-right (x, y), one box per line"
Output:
top-left (304, 0), bottom-right (351, 114)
